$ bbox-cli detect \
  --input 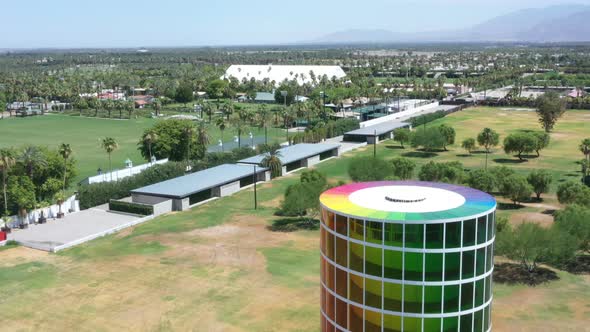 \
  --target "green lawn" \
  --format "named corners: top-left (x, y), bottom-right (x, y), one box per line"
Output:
top-left (0, 114), bottom-right (286, 184)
